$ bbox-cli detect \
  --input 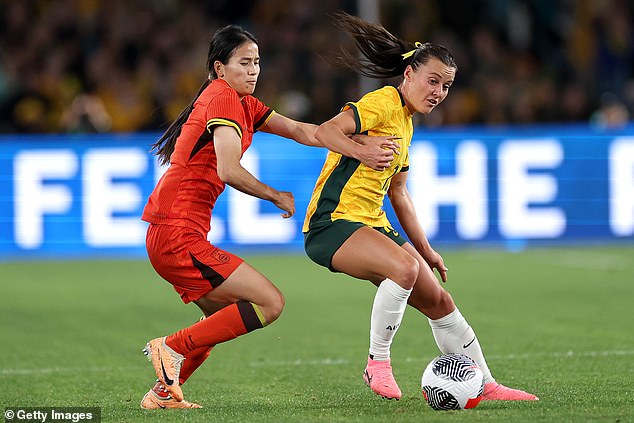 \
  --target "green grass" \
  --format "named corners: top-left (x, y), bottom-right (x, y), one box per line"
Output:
top-left (1, 246), bottom-right (634, 422)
